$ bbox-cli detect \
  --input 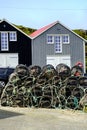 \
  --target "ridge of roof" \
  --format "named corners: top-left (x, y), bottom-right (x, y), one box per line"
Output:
top-left (30, 21), bottom-right (58, 38)
top-left (30, 20), bottom-right (87, 42)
